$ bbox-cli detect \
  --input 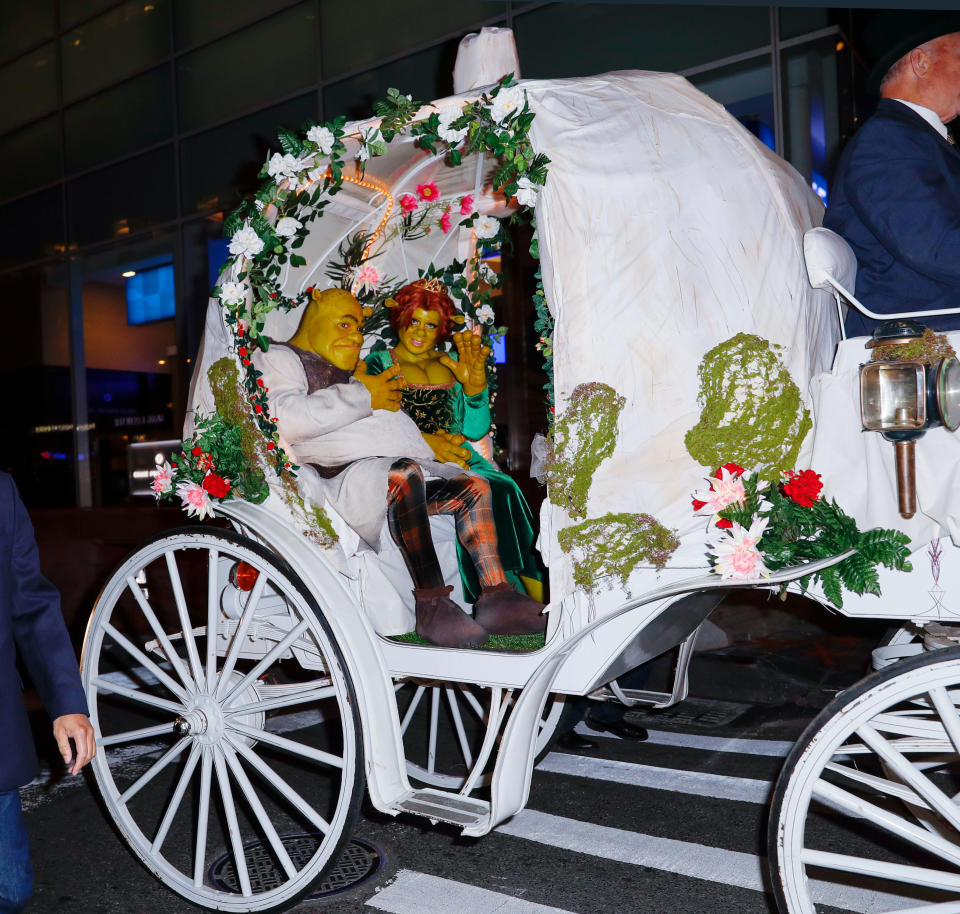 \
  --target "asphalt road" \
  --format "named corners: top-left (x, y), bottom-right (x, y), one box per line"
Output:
top-left (20, 626), bottom-right (903, 914)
